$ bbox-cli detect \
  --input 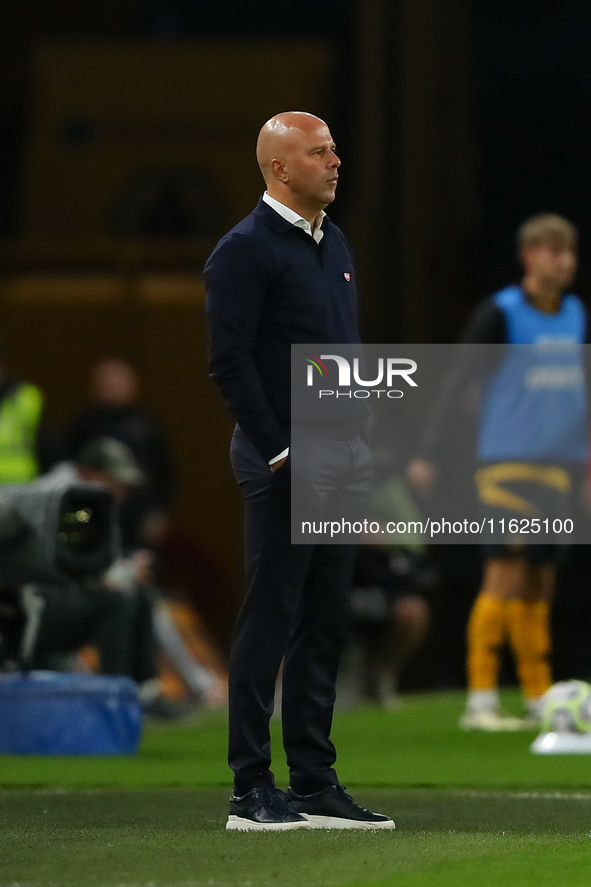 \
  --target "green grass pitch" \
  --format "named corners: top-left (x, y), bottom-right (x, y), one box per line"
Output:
top-left (2, 690), bottom-right (591, 887)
